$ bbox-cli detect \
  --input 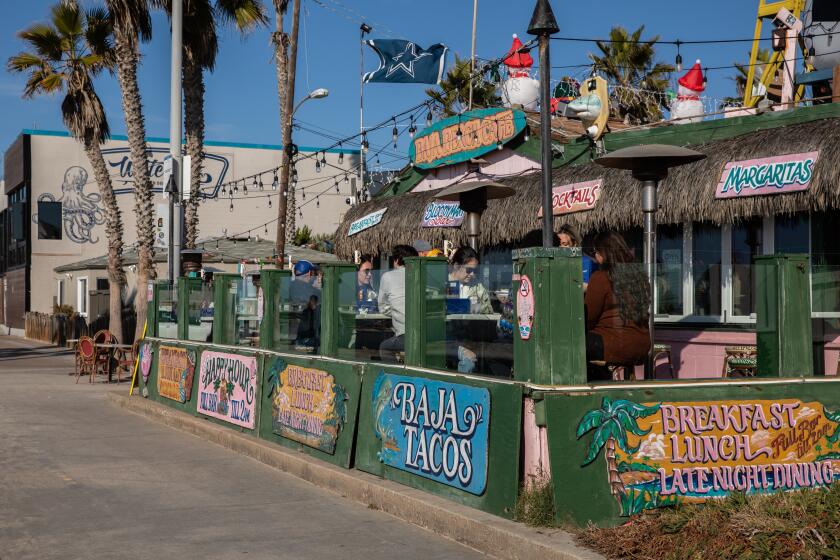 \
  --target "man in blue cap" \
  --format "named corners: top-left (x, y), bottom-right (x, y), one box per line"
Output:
top-left (290, 260), bottom-right (321, 348)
